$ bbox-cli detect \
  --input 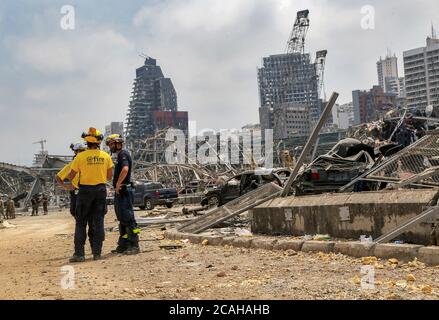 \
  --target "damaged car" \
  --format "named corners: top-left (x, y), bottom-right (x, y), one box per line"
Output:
top-left (293, 138), bottom-right (402, 195)
top-left (201, 168), bottom-right (290, 208)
